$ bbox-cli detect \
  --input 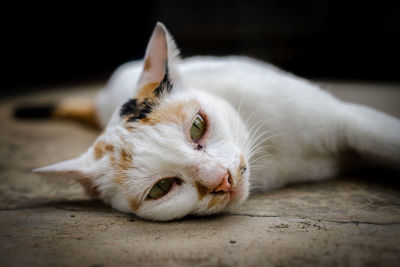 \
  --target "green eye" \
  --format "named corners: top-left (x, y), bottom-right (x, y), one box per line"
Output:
top-left (190, 114), bottom-right (206, 142)
top-left (147, 178), bottom-right (175, 199)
